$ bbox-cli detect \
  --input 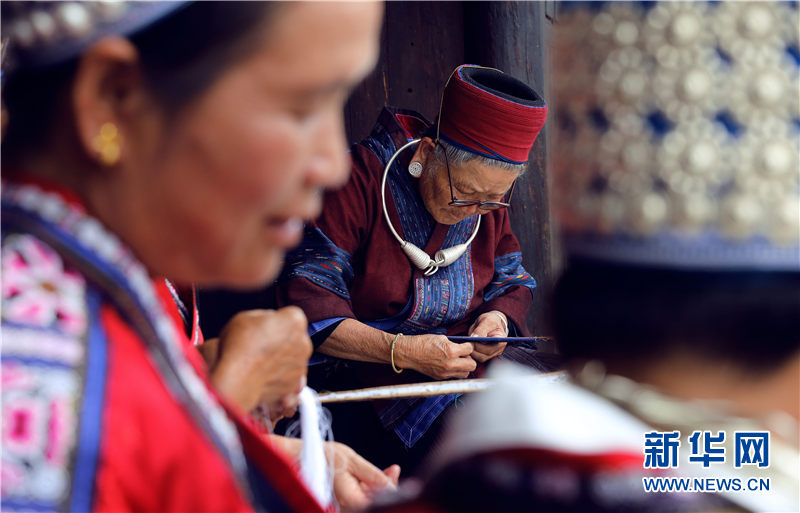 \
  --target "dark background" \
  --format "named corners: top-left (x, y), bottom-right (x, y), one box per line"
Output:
top-left (200, 1), bottom-right (558, 342)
